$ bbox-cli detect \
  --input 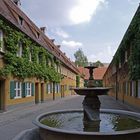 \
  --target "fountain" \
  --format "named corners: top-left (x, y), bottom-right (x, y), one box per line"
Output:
top-left (33, 66), bottom-right (140, 140)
